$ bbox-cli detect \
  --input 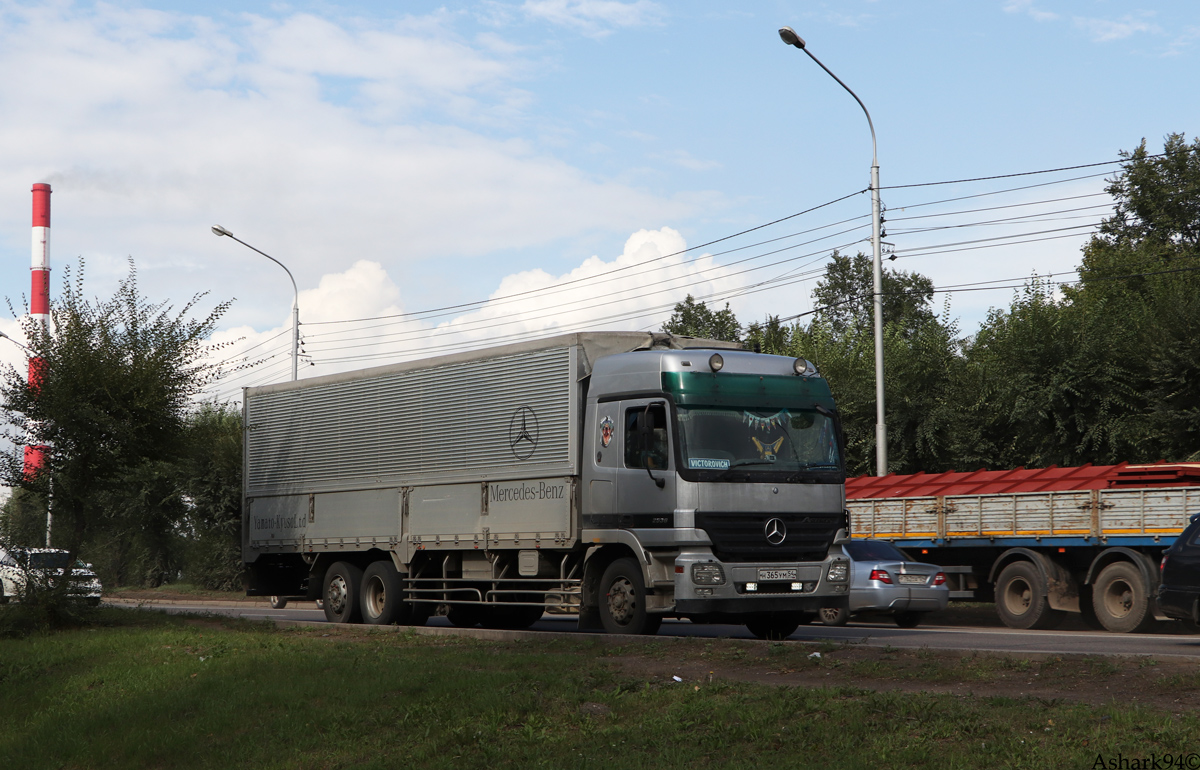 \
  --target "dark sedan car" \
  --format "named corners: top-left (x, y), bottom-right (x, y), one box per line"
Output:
top-left (1158, 514), bottom-right (1200, 626)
